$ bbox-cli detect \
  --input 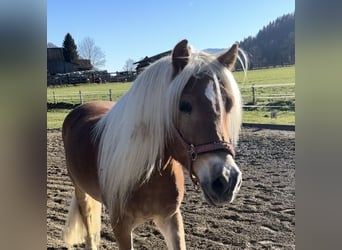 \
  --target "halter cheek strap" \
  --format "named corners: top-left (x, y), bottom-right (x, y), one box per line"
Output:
top-left (171, 126), bottom-right (235, 187)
